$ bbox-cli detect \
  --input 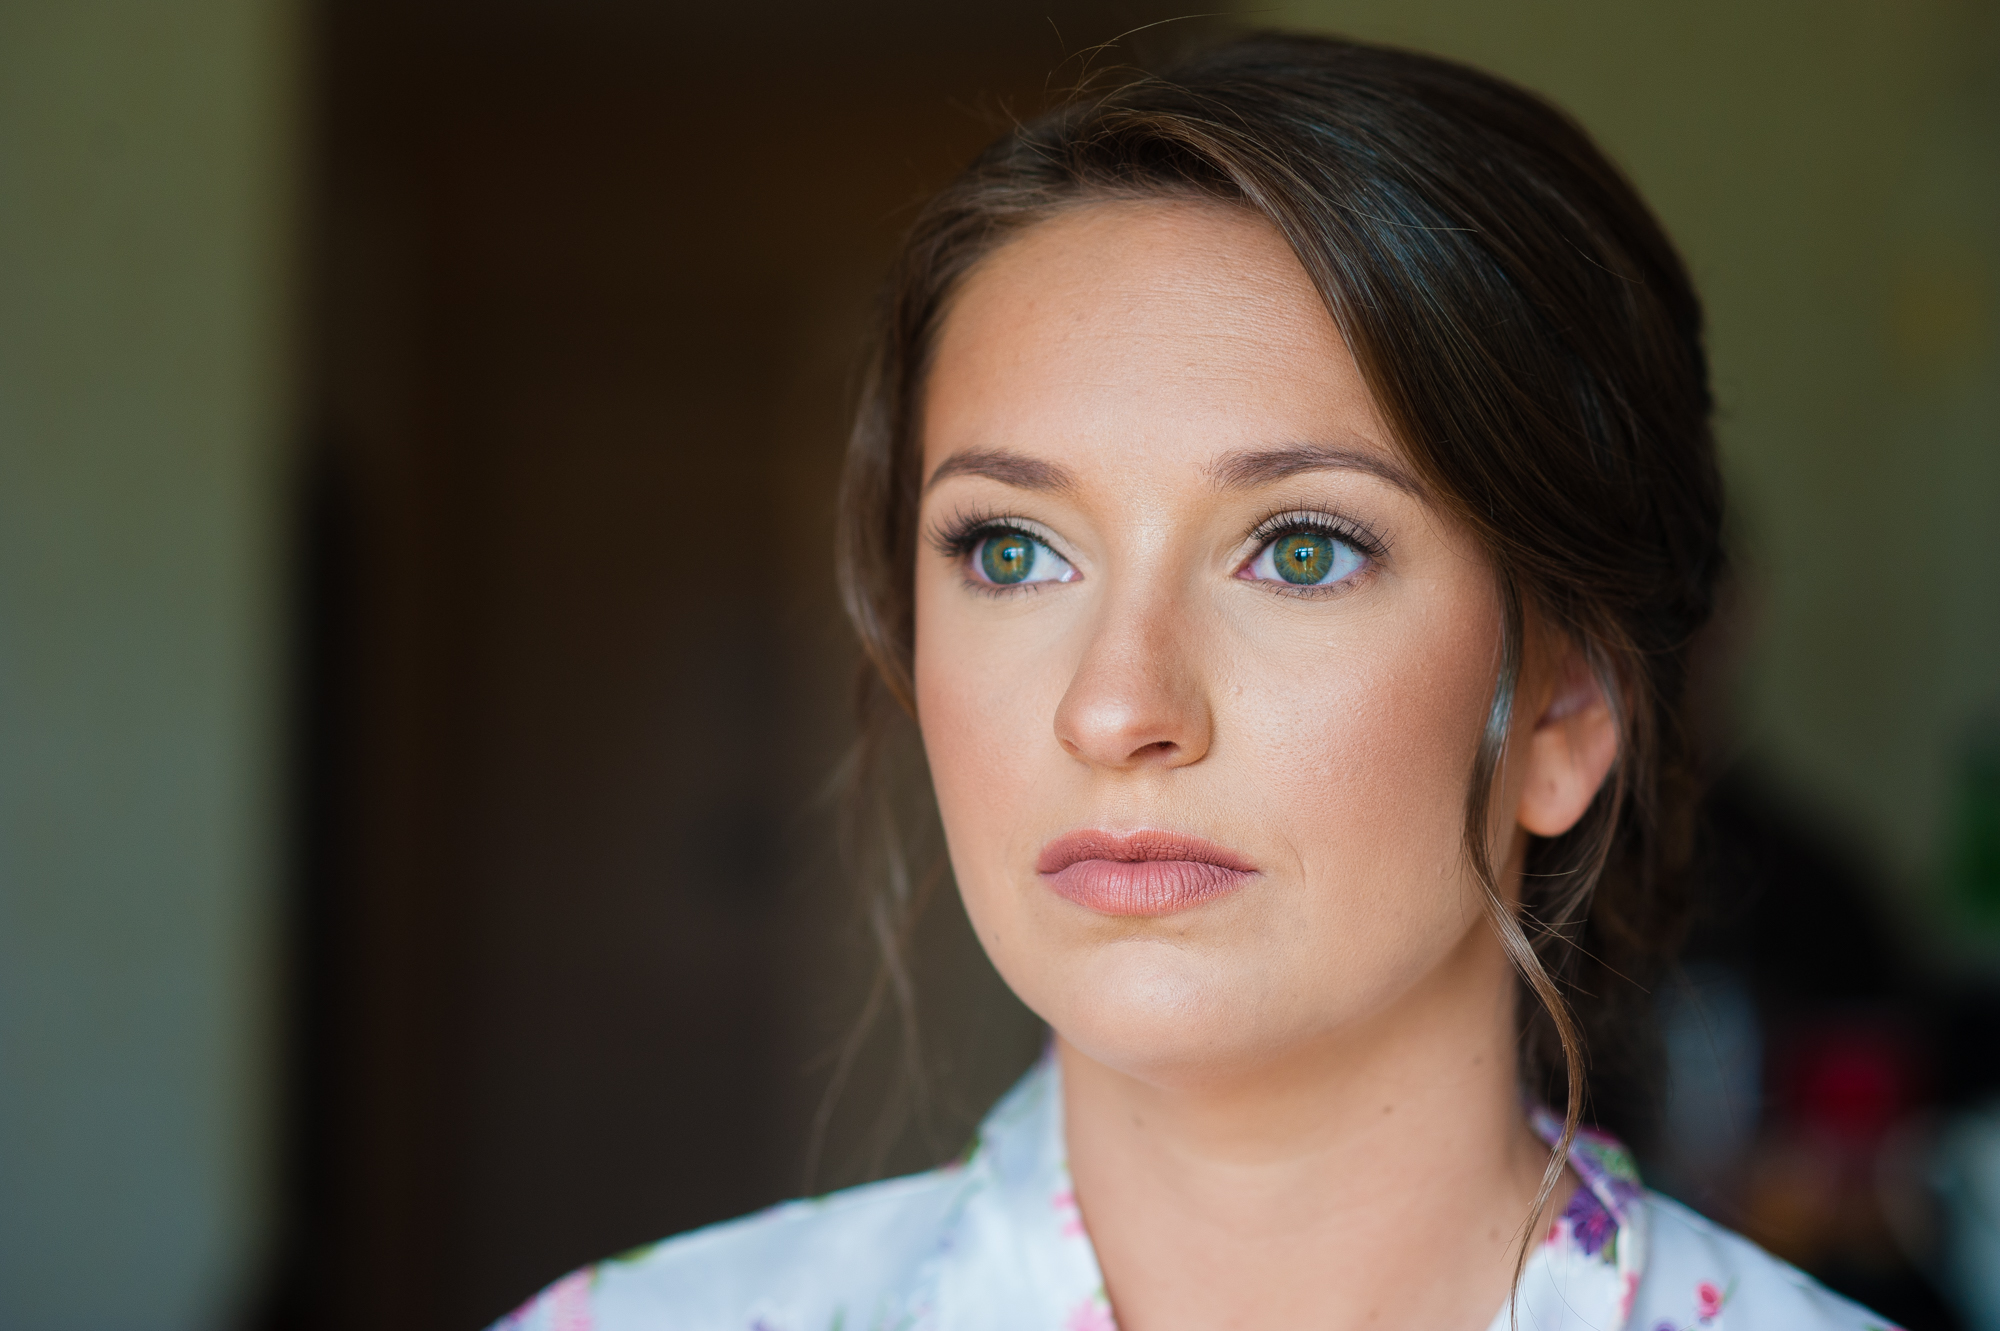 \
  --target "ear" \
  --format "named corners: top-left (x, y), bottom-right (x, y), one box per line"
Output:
top-left (1516, 650), bottom-right (1619, 838)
